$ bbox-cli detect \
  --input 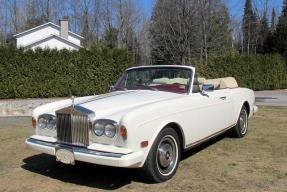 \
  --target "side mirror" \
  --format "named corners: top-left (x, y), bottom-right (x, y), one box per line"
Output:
top-left (109, 85), bottom-right (115, 92)
top-left (202, 84), bottom-right (214, 91)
